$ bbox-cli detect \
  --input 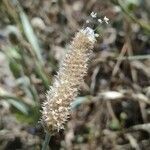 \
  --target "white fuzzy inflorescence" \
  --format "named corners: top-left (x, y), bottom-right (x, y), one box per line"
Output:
top-left (81, 27), bottom-right (96, 42)
top-left (41, 28), bottom-right (96, 133)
